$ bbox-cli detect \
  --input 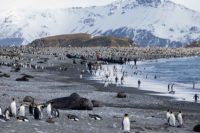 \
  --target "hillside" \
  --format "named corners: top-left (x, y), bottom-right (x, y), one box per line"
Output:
top-left (29, 33), bottom-right (135, 47)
